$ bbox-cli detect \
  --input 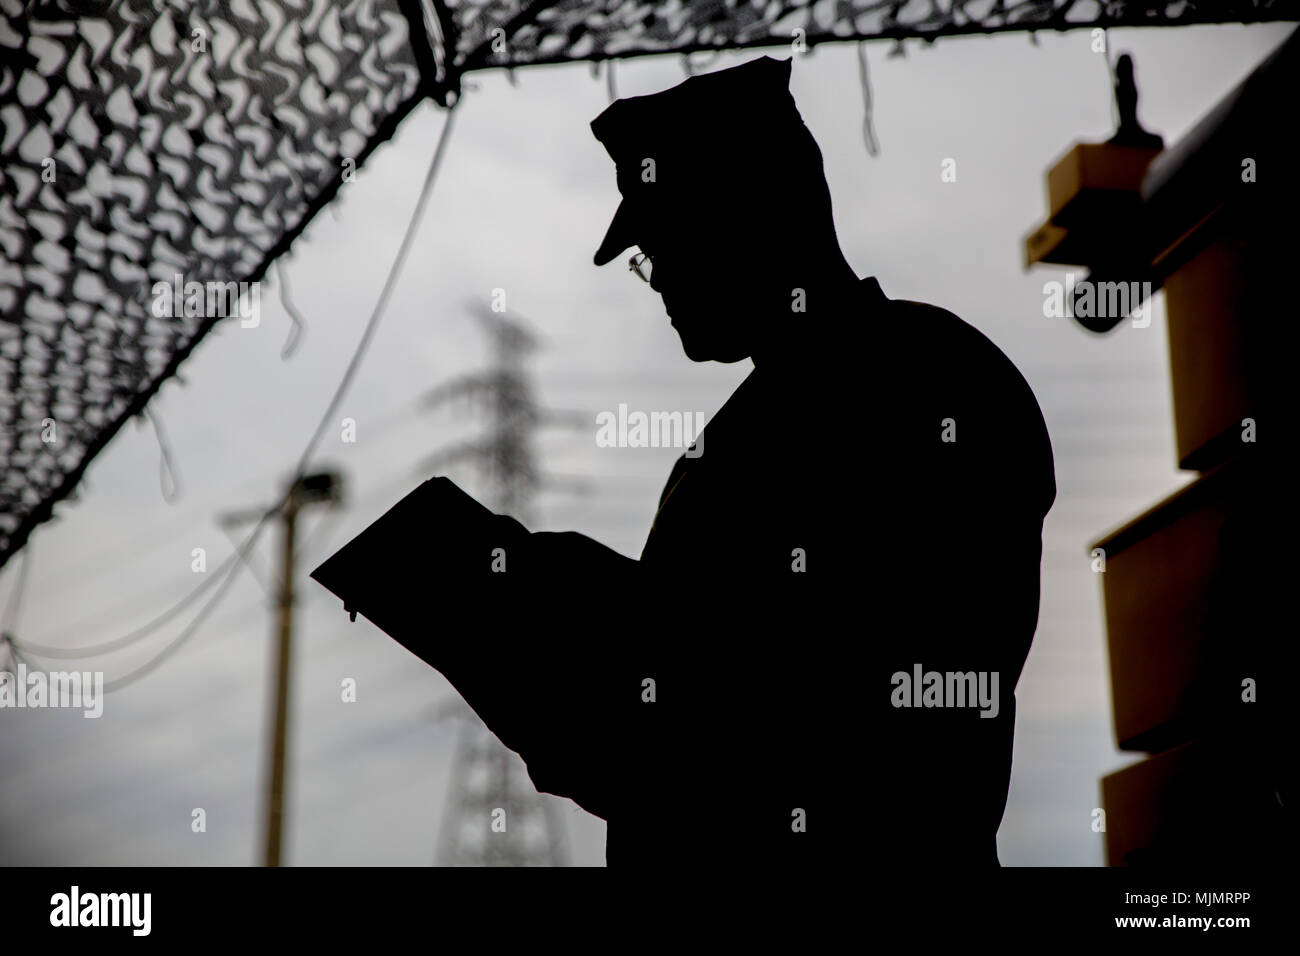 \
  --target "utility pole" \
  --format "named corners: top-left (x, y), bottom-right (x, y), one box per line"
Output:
top-left (260, 471), bottom-right (343, 867)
